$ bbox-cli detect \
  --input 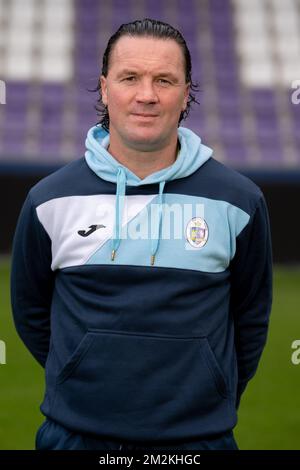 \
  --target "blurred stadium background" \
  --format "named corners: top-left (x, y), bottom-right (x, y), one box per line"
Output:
top-left (0, 0), bottom-right (300, 450)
